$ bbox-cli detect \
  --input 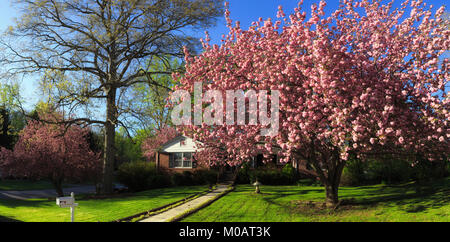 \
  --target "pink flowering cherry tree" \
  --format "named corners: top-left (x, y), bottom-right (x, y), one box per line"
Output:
top-left (141, 126), bottom-right (179, 162)
top-left (174, 0), bottom-right (449, 206)
top-left (0, 115), bottom-right (101, 196)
